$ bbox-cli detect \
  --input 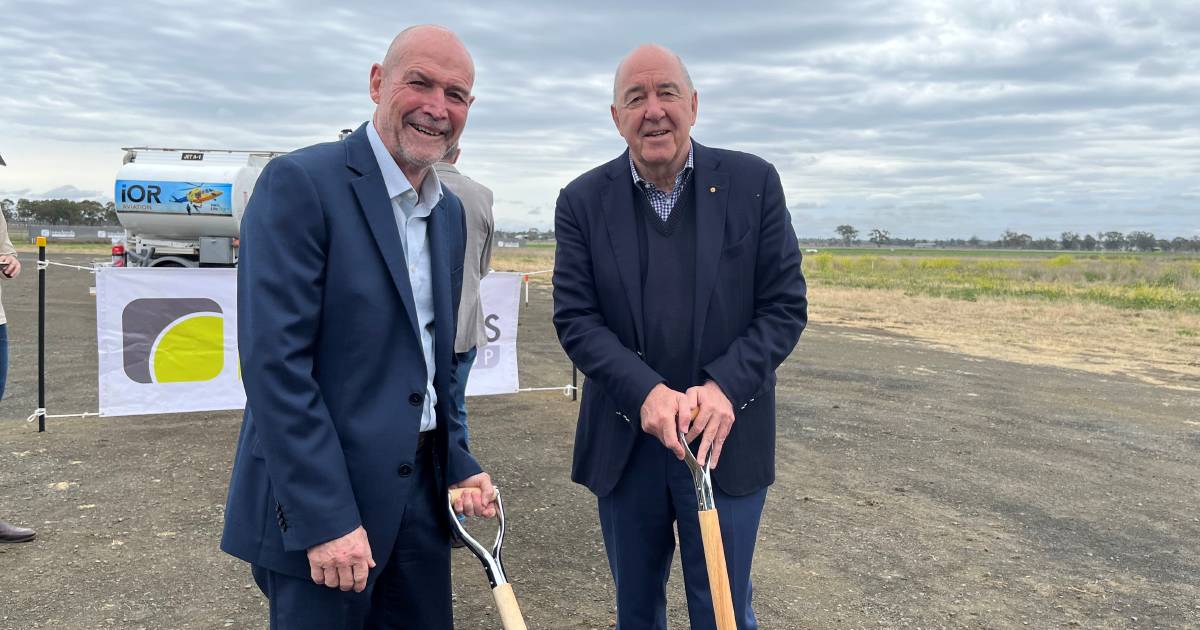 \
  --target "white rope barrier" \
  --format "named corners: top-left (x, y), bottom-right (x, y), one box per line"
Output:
top-left (37, 259), bottom-right (103, 273)
top-left (517, 385), bottom-right (578, 397)
top-left (25, 261), bottom-right (576, 428)
top-left (25, 408), bottom-right (102, 423)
